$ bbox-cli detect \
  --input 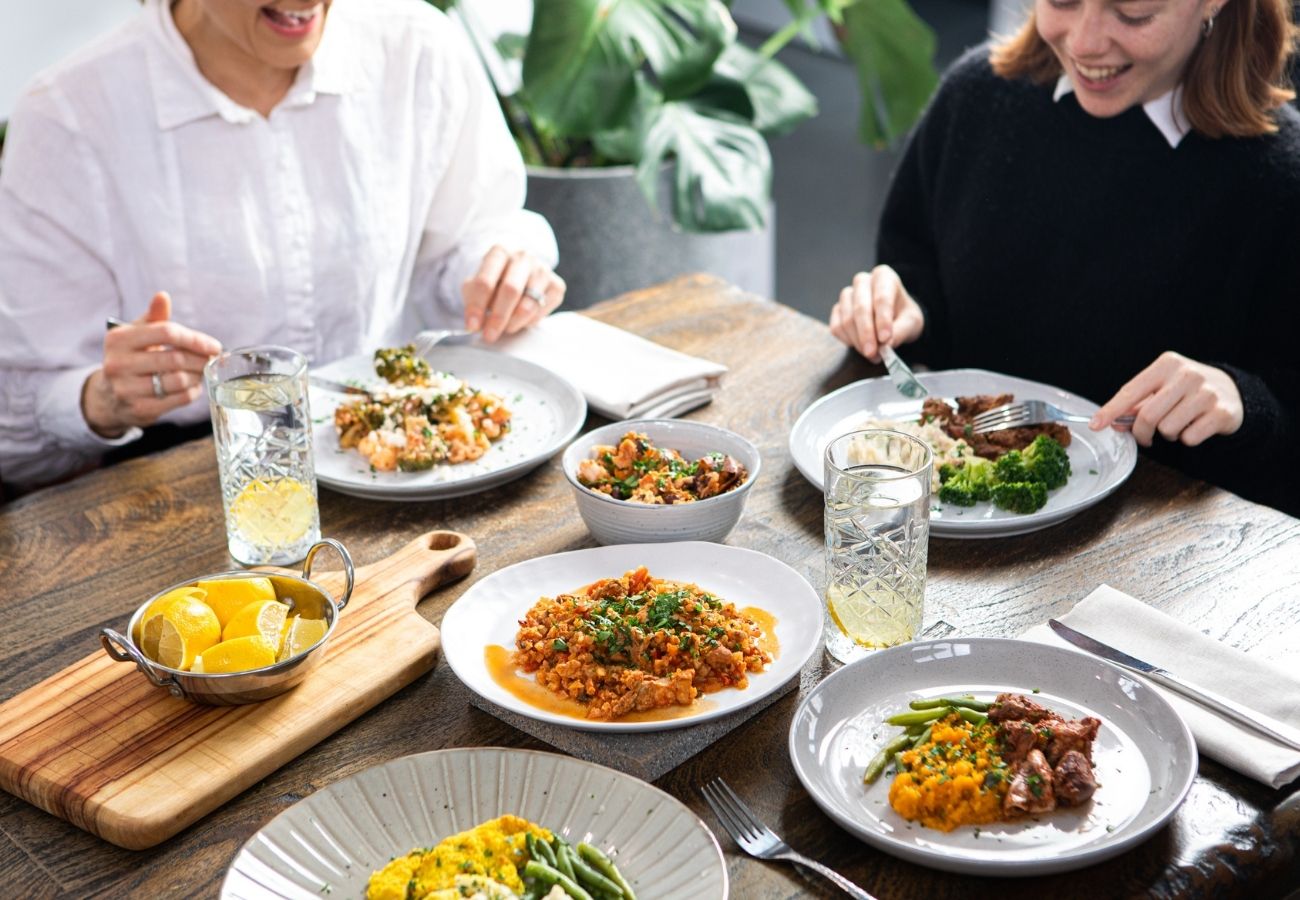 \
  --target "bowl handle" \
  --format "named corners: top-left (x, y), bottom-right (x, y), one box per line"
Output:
top-left (302, 538), bottom-right (355, 610)
top-left (100, 629), bottom-right (186, 698)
